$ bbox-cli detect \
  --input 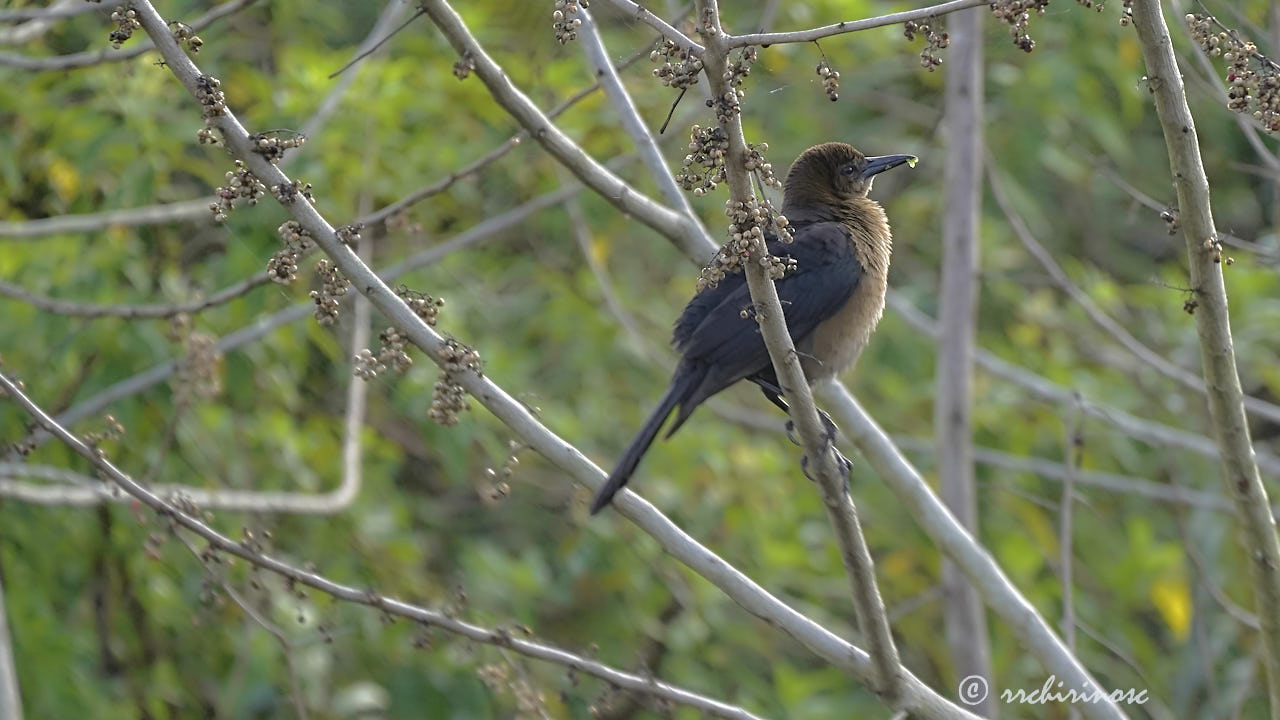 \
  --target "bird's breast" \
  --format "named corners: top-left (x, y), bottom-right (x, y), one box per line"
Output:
top-left (801, 271), bottom-right (887, 381)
